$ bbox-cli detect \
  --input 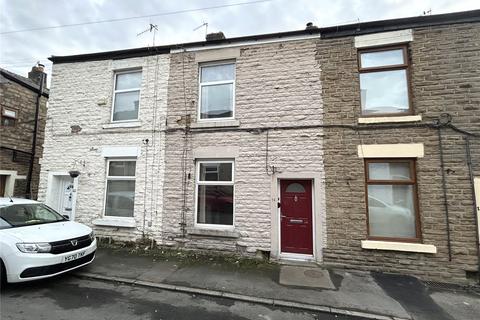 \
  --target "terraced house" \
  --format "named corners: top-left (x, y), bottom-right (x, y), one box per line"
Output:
top-left (0, 65), bottom-right (49, 199)
top-left (38, 50), bottom-right (170, 238)
top-left (40, 9), bottom-right (480, 283)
